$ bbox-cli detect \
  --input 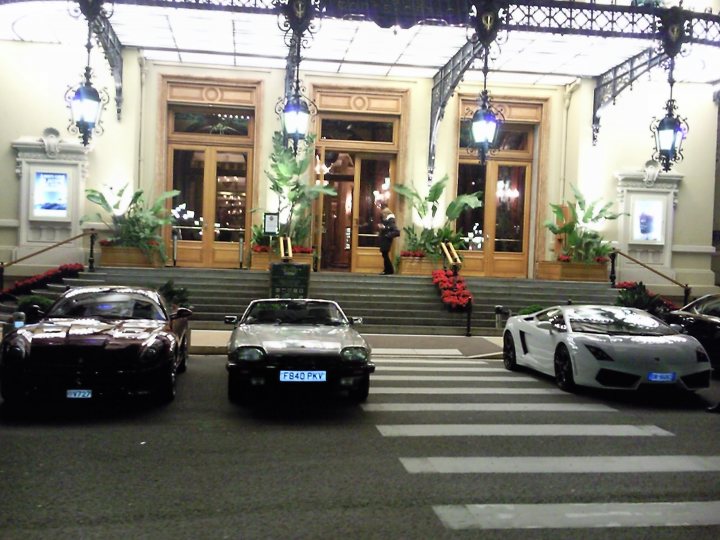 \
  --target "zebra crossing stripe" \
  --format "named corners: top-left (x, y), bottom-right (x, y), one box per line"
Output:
top-left (372, 348), bottom-right (462, 356)
top-left (400, 455), bottom-right (720, 474)
top-left (371, 359), bottom-right (488, 365)
top-left (373, 375), bottom-right (536, 382)
top-left (433, 501), bottom-right (720, 530)
top-left (362, 403), bottom-right (617, 412)
top-left (375, 366), bottom-right (503, 372)
top-left (370, 387), bottom-right (565, 395)
top-left (376, 424), bottom-right (673, 437)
